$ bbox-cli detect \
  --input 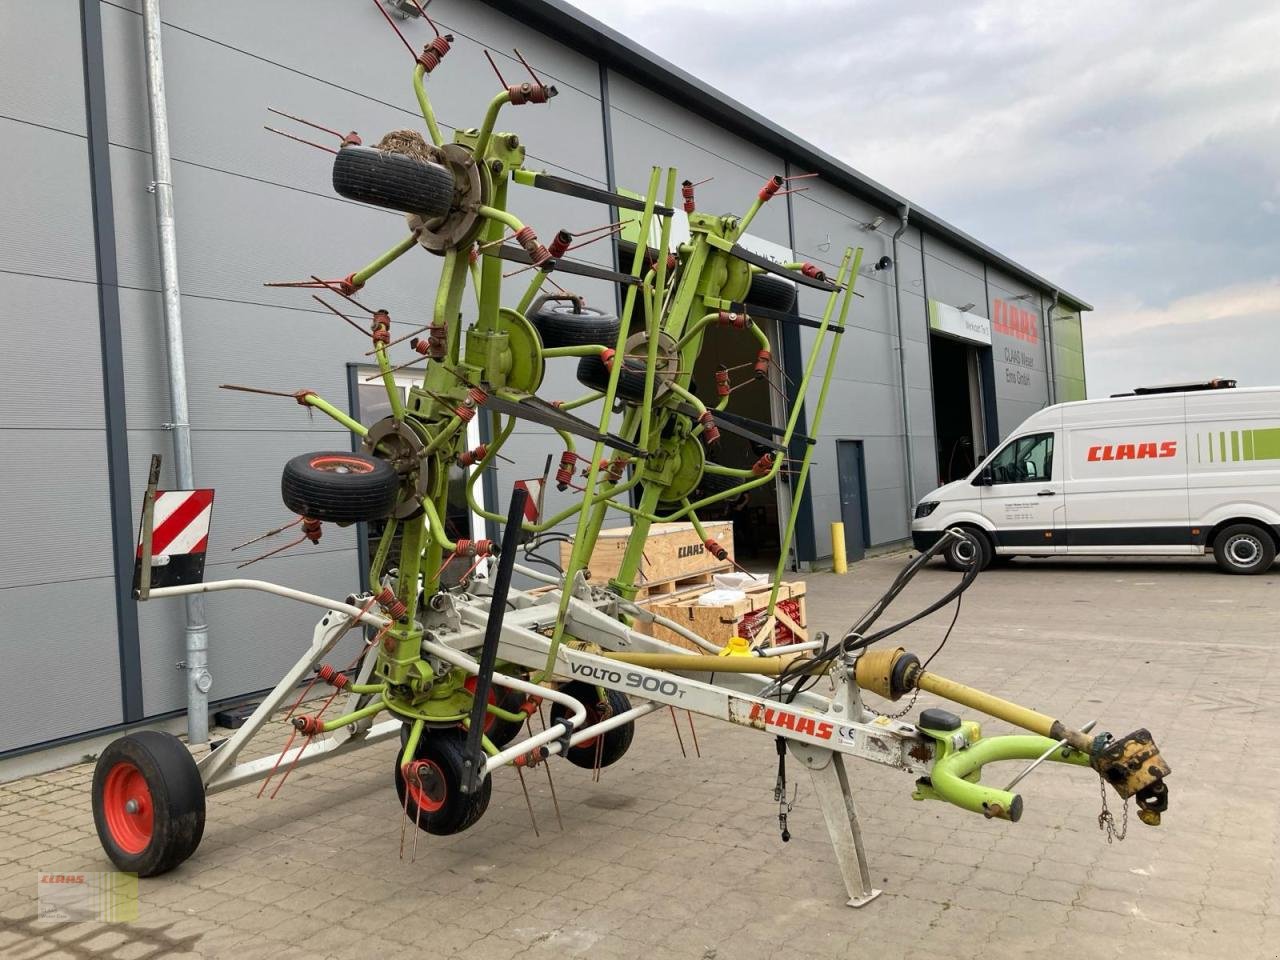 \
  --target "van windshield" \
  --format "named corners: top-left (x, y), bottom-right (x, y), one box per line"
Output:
top-left (985, 432), bottom-right (1054, 483)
